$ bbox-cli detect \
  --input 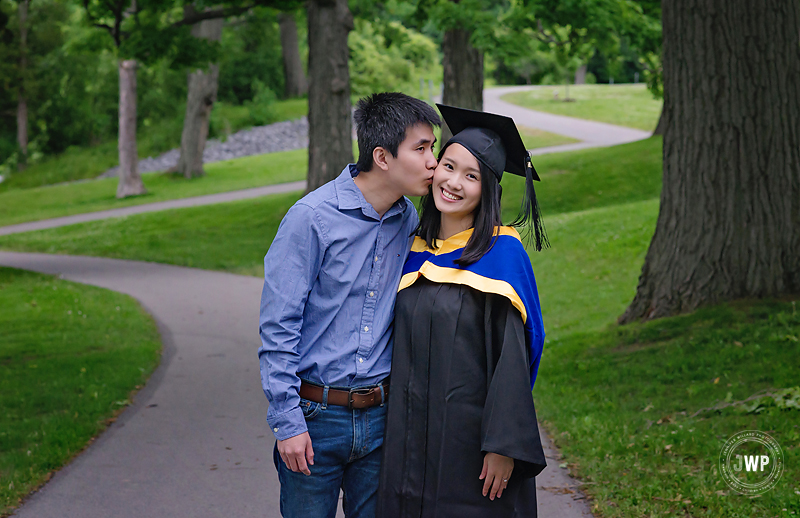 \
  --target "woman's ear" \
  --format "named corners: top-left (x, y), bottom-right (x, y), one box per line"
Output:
top-left (372, 147), bottom-right (390, 171)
